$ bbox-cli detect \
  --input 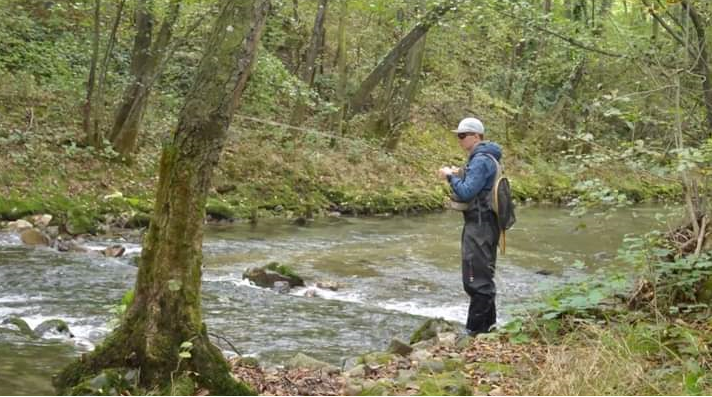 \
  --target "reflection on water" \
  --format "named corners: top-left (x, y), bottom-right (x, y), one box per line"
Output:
top-left (0, 205), bottom-right (673, 395)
